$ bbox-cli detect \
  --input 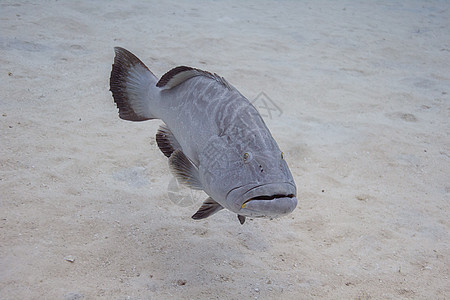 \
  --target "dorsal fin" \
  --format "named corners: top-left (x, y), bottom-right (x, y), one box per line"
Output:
top-left (156, 66), bottom-right (235, 91)
top-left (156, 66), bottom-right (199, 89)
